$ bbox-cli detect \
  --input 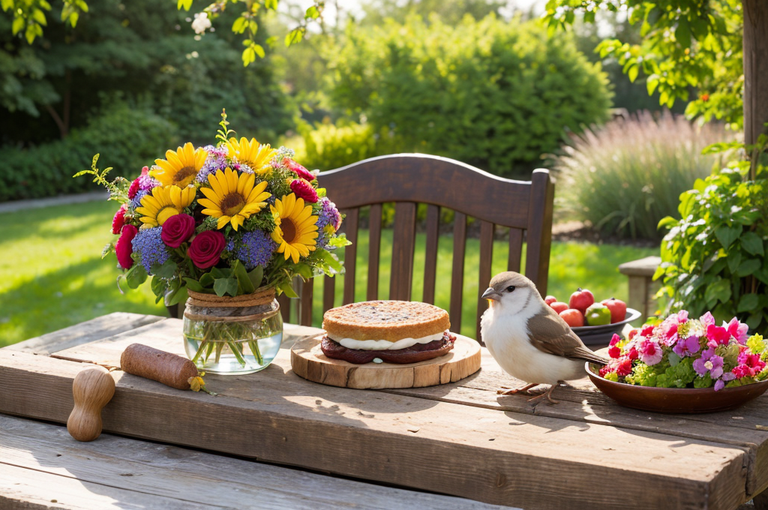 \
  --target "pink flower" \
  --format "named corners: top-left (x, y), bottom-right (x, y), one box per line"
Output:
top-left (726, 318), bottom-right (749, 344)
top-left (115, 224), bottom-right (138, 269)
top-left (736, 352), bottom-right (766, 377)
top-left (641, 325), bottom-right (655, 337)
top-left (714, 379), bottom-right (725, 391)
top-left (627, 347), bottom-right (639, 361)
top-left (111, 205), bottom-right (127, 234)
top-left (161, 214), bottom-right (196, 248)
top-left (616, 357), bottom-right (633, 377)
top-left (284, 158), bottom-right (315, 181)
top-left (608, 345), bottom-right (621, 359)
top-left (639, 338), bottom-right (663, 366)
top-left (609, 334), bottom-right (621, 347)
top-left (706, 324), bottom-right (730, 348)
top-left (700, 312), bottom-right (715, 327)
top-left (676, 310), bottom-right (689, 323)
top-left (140, 166), bottom-right (149, 176)
top-left (662, 323), bottom-right (679, 347)
top-left (673, 335), bottom-right (701, 357)
top-left (290, 179), bottom-right (319, 203)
